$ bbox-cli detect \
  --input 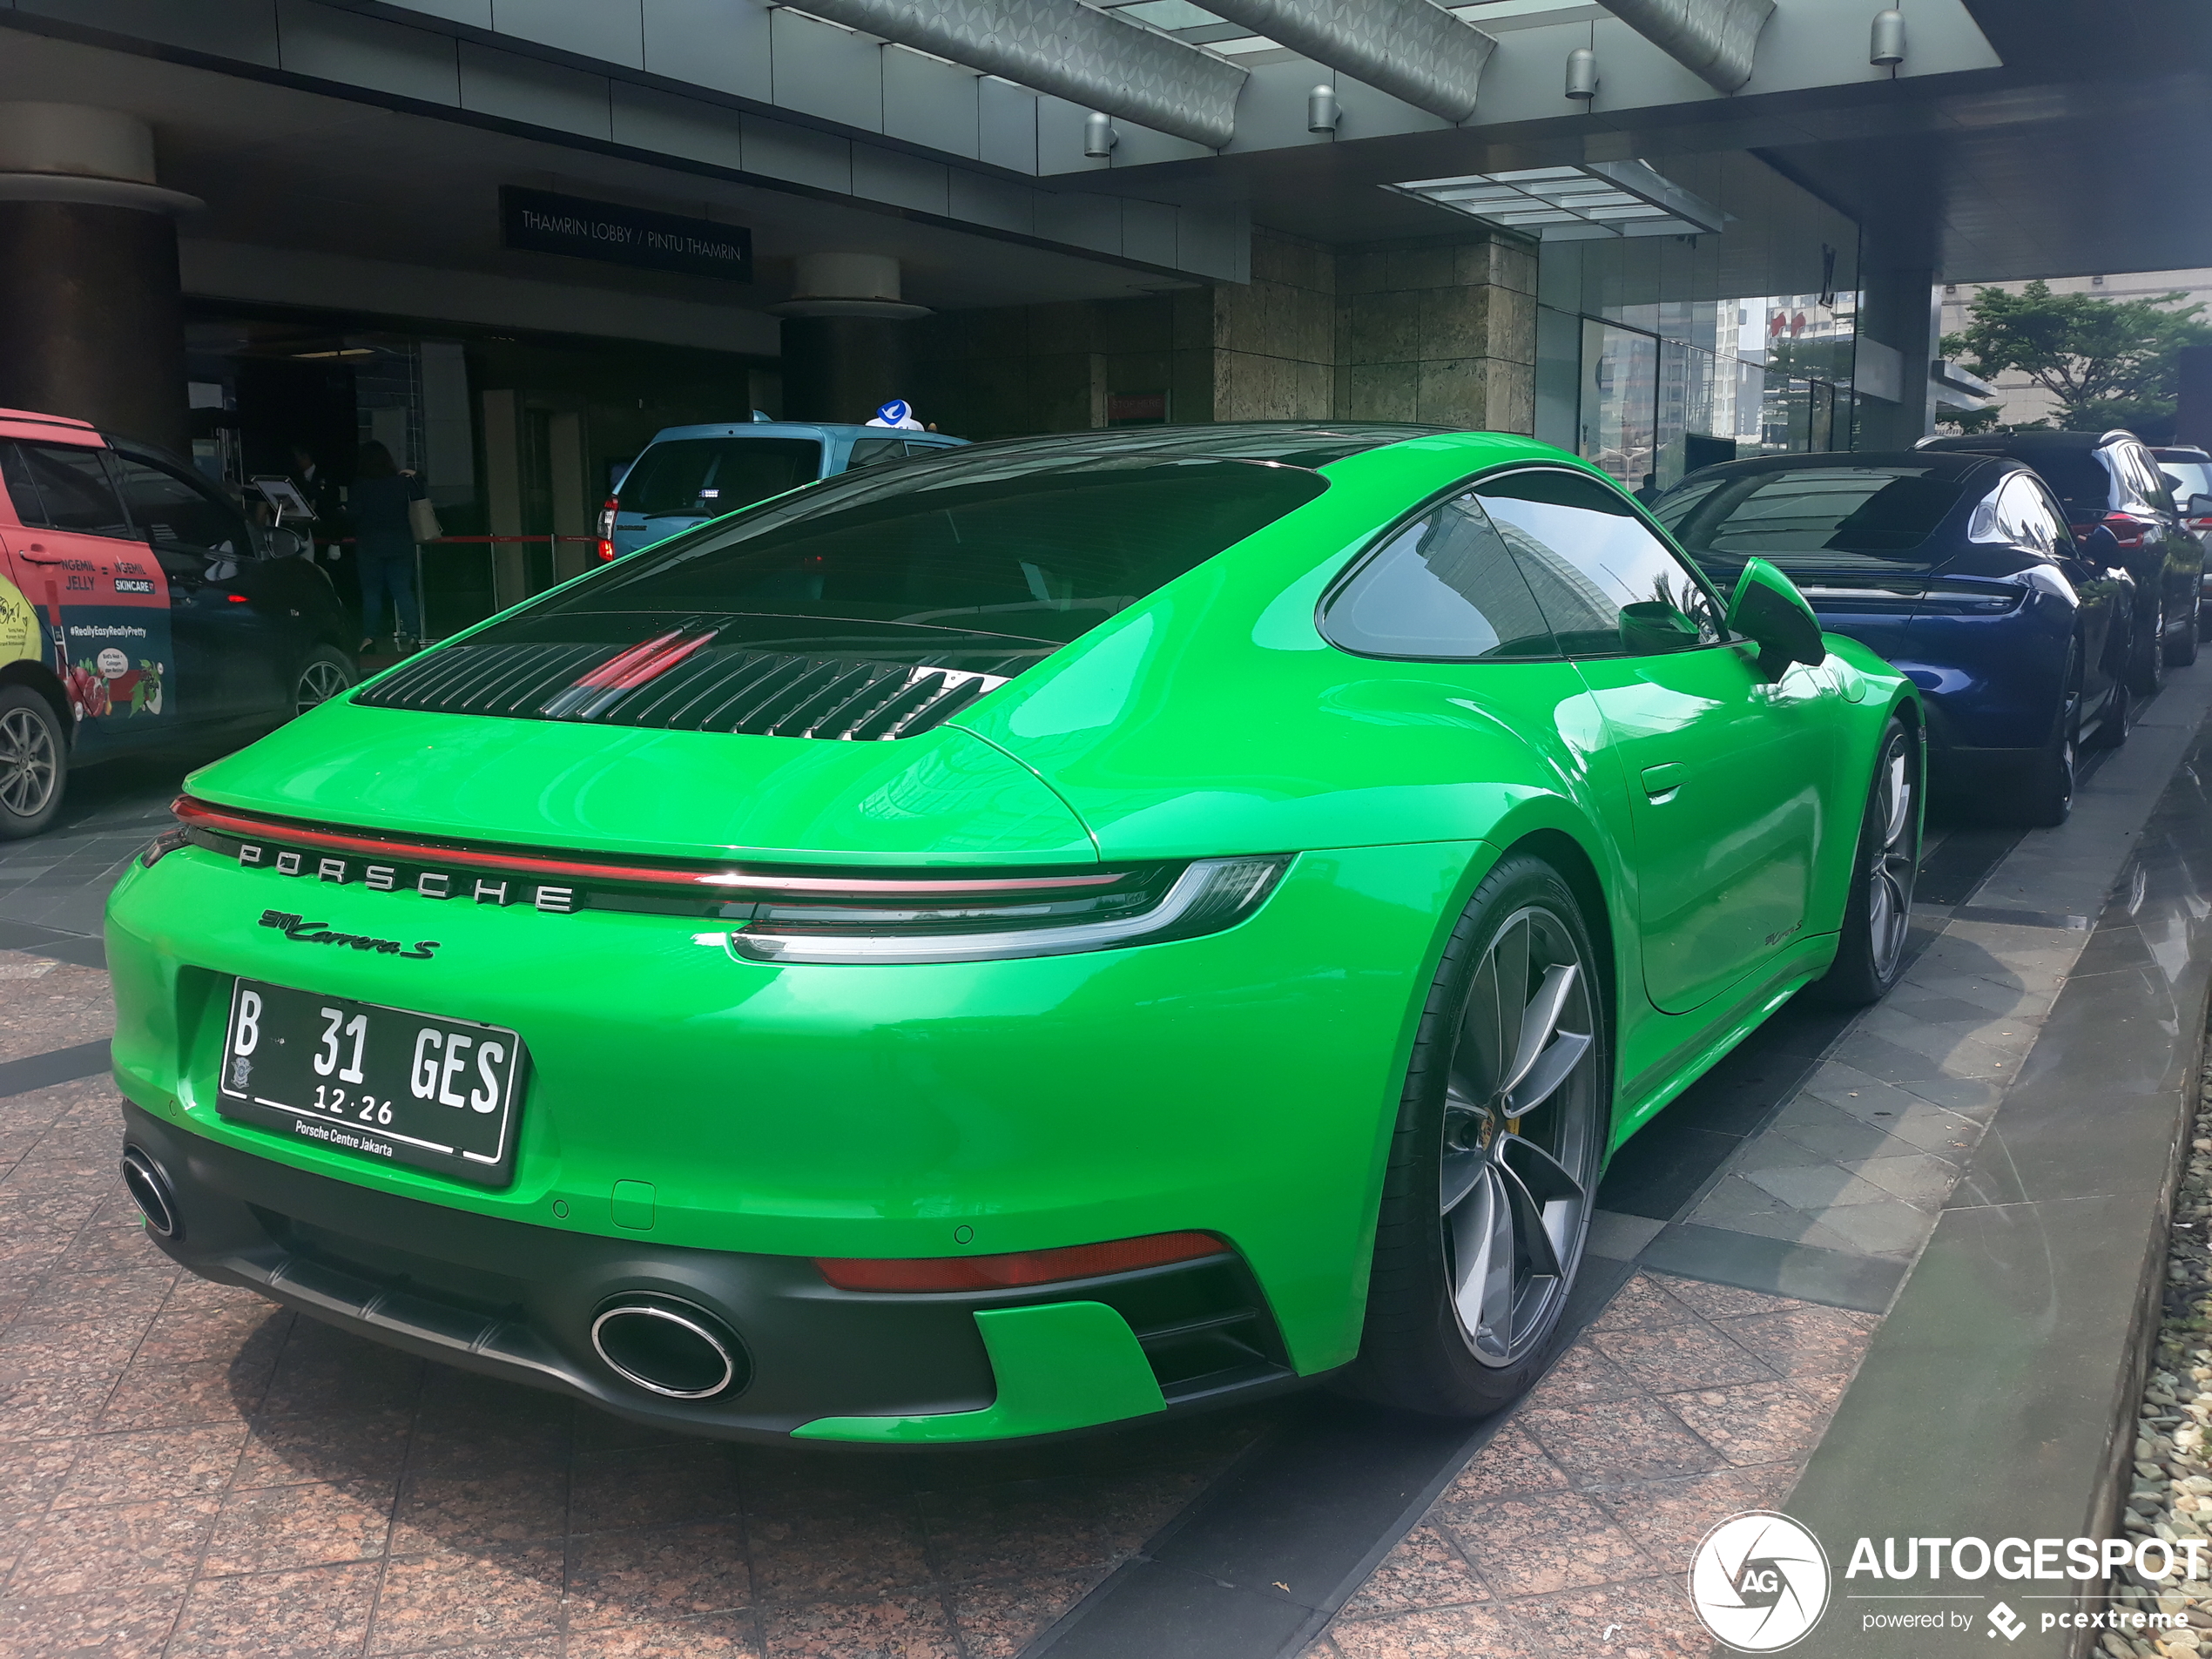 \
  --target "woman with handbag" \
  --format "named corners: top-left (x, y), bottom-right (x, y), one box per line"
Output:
top-left (349, 441), bottom-right (432, 654)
